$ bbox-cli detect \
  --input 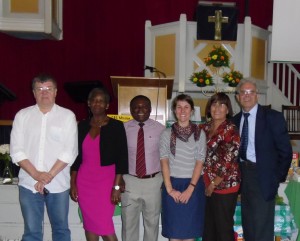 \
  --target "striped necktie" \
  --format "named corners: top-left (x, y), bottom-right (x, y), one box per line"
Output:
top-left (136, 122), bottom-right (146, 177)
top-left (240, 113), bottom-right (250, 160)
